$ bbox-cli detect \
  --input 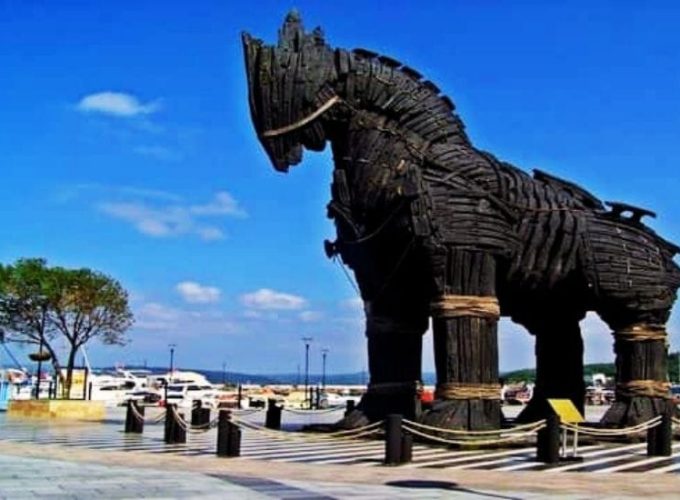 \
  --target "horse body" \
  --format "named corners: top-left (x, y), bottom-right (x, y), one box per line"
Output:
top-left (243, 12), bottom-right (680, 428)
